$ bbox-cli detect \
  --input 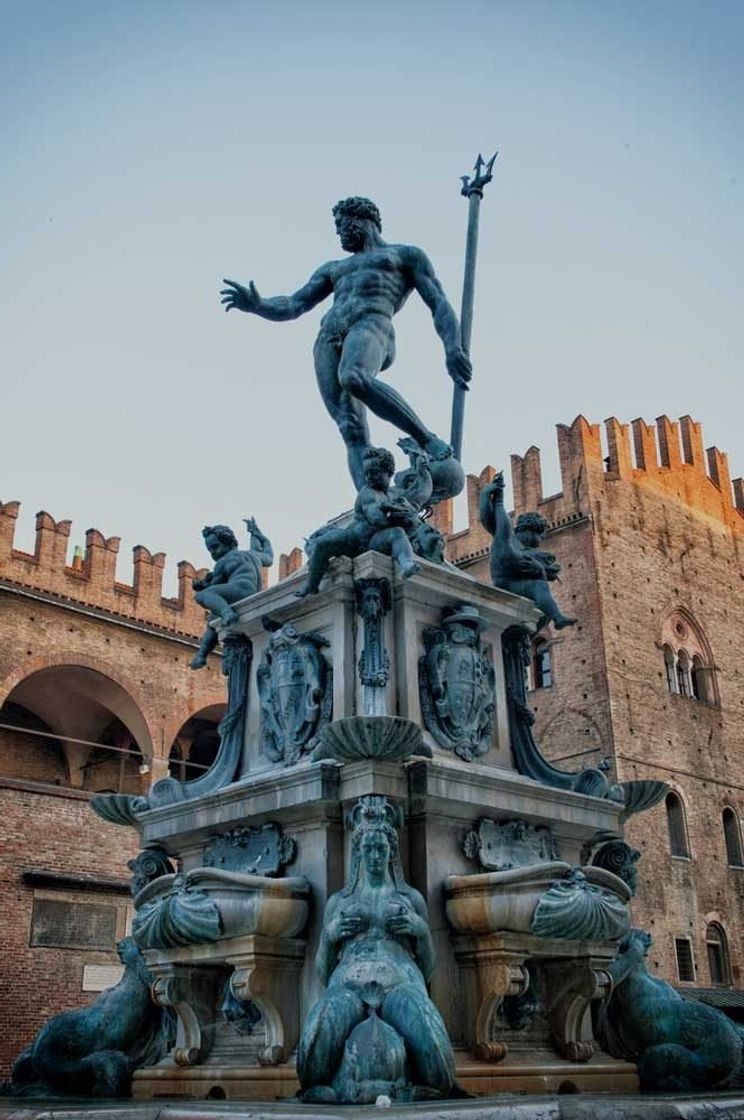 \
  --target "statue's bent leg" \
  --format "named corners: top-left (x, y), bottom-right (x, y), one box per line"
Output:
top-left (338, 326), bottom-right (443, 454)
top-left (381, 983), bottom-right (455, 1093)
top-left (191, 620), bottom-right (219, 668)
top-left (314, 335), bottom-right (370, 489)
top-left (297, 988), bottom-right (366, 1091)
top-left (529, 581), bottom-right (576, 629)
